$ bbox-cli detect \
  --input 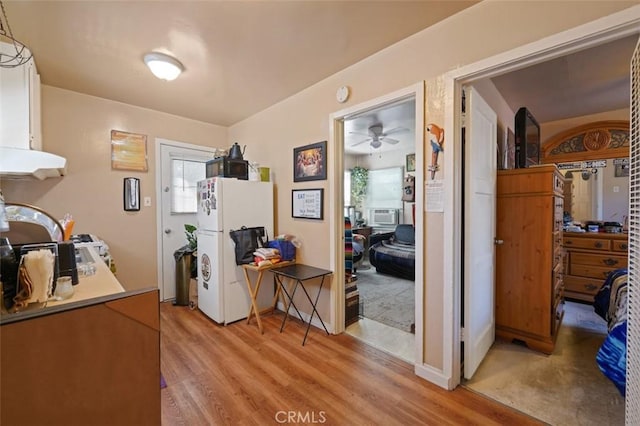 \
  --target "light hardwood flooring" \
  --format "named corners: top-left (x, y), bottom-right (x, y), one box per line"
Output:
top-left (161, 302), bottom-right (541, 425)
